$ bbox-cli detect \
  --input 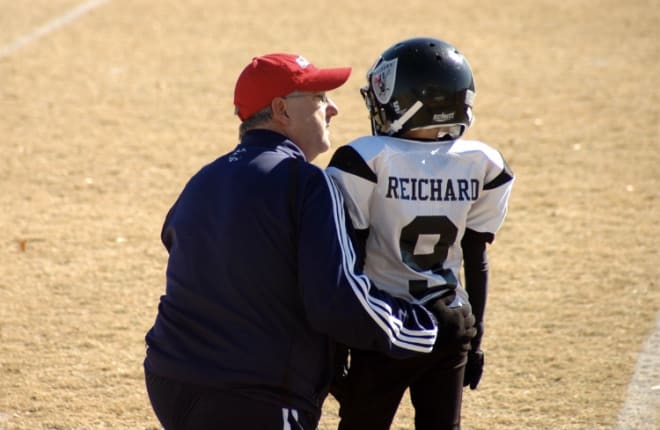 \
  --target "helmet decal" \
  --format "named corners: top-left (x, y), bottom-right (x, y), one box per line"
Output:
top-left (370, 58), bottom-right (398, 104)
